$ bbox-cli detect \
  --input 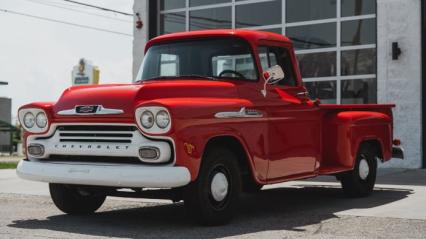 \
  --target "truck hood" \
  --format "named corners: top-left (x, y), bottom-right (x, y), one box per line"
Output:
top-left (53, 80), bottom-right (239, 118)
